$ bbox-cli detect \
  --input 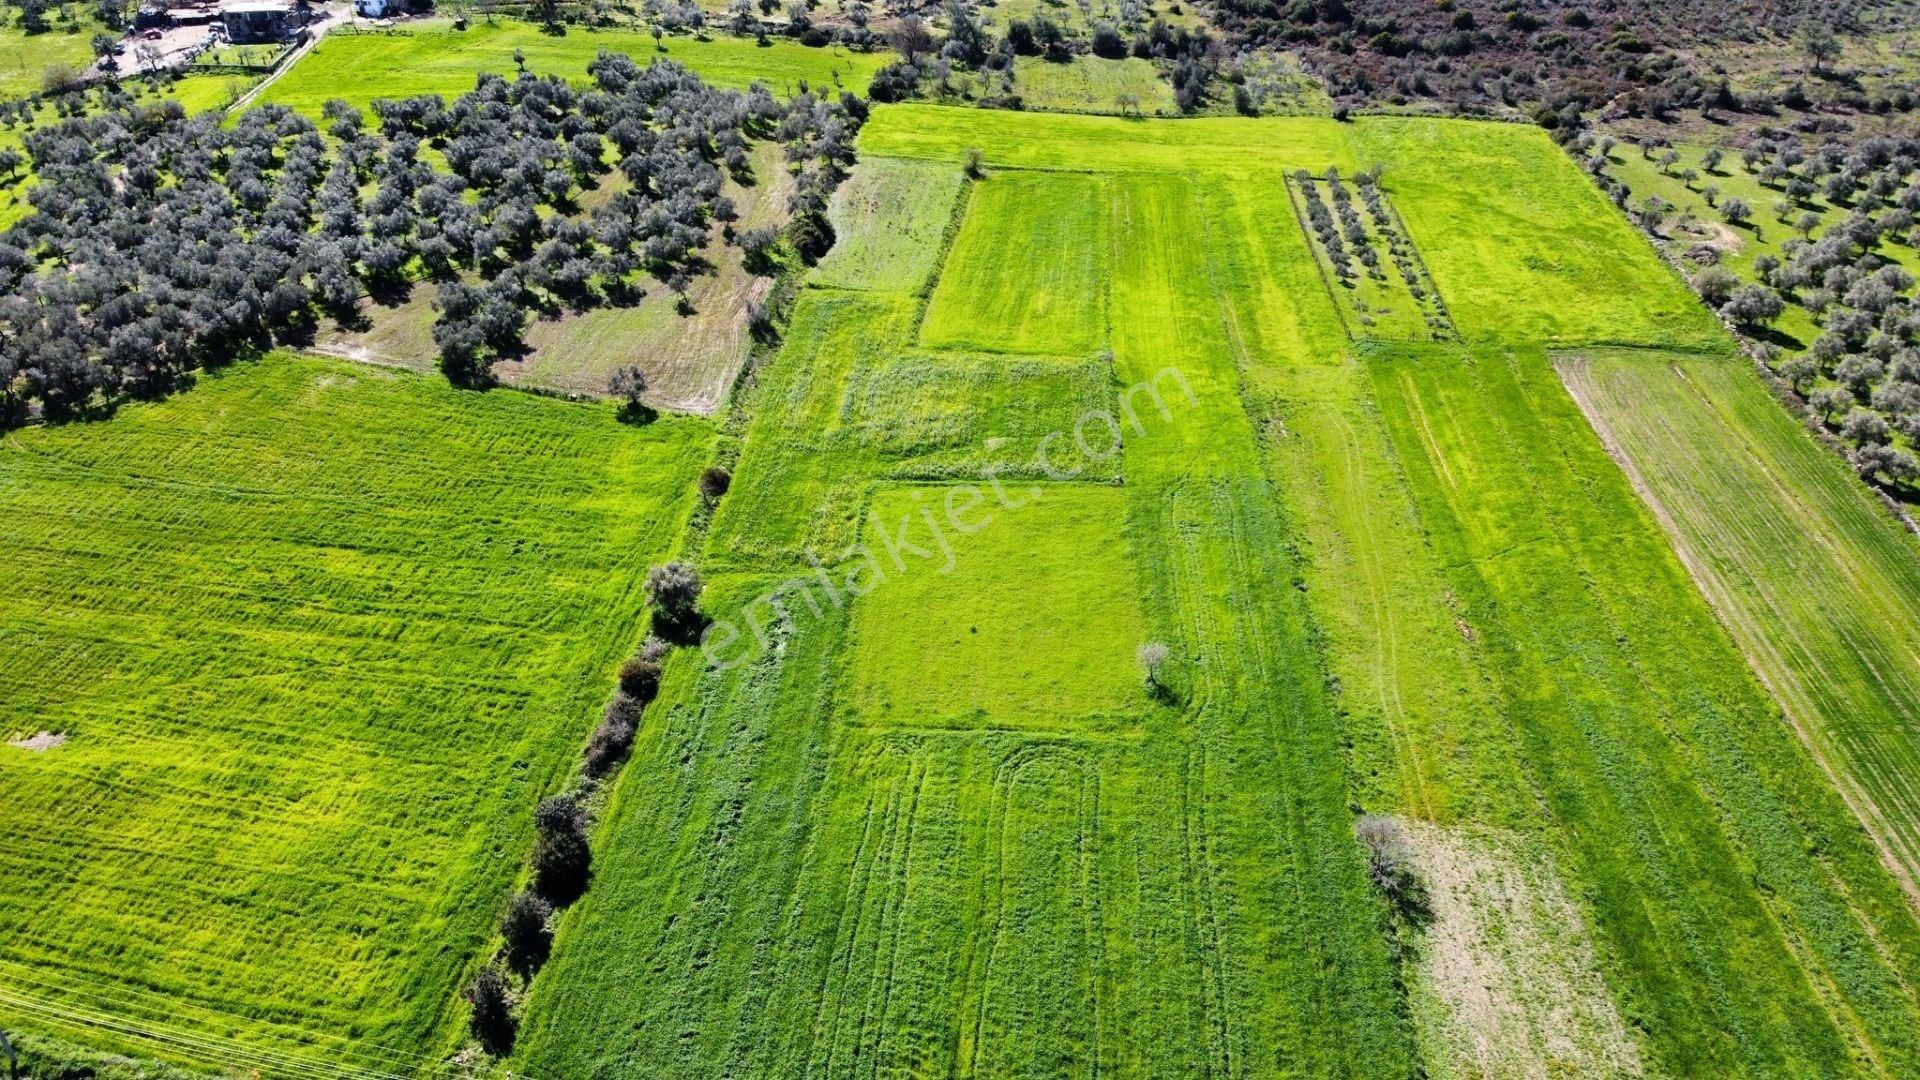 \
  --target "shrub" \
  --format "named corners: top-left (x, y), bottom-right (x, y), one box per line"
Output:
top-left (740, 226), bottom-right (781, 274)
top-left (618, 657), bottom-right (664, 702)
top-left (645, 561), bottom-right (703, 638)
top-left (532, 793), bottom-right (592, 904)
top-left (788, 208), bottom-right (834, 264)
top-left (499, 891), bottom-right (554, 975)
top-left (464, 965), bottom-right (516, 1055)
top-left (610, 364), bottom-right (649, 409)
top-left (698, 465), bottom-right (732, 500)
top-left (1692, 266), bottom-right (1740, 307)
